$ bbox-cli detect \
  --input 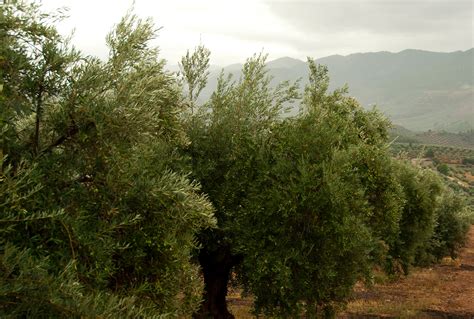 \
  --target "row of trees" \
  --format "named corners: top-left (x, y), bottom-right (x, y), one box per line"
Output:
top-left (1, 2), bottom-right (471, 318)
top-left (181, 48), bottom-right (471, 317)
